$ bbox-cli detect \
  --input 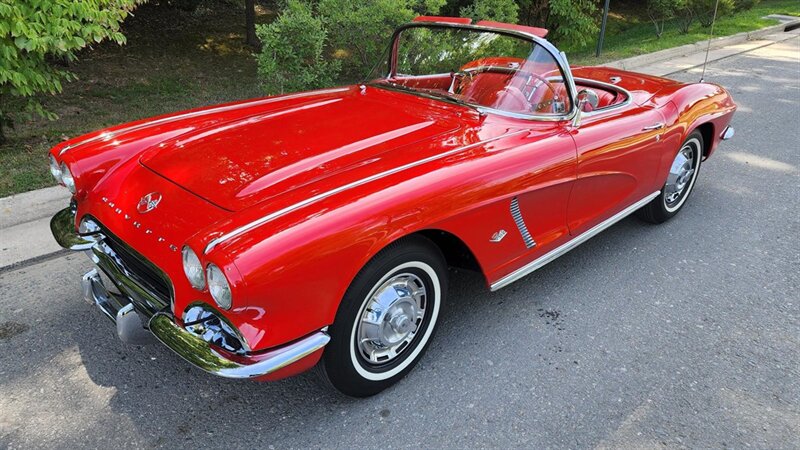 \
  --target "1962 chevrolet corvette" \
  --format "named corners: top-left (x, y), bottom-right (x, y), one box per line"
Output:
top-left (50, 17), bottom-right (736, 396)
